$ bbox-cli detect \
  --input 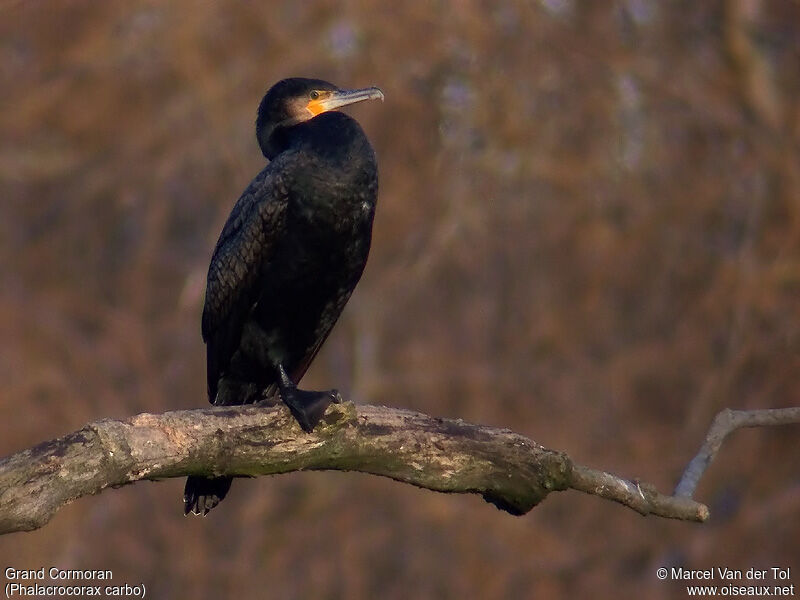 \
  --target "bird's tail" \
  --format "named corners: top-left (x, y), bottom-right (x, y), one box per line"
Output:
top-left (184, 476), bottom-right (233, 516)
